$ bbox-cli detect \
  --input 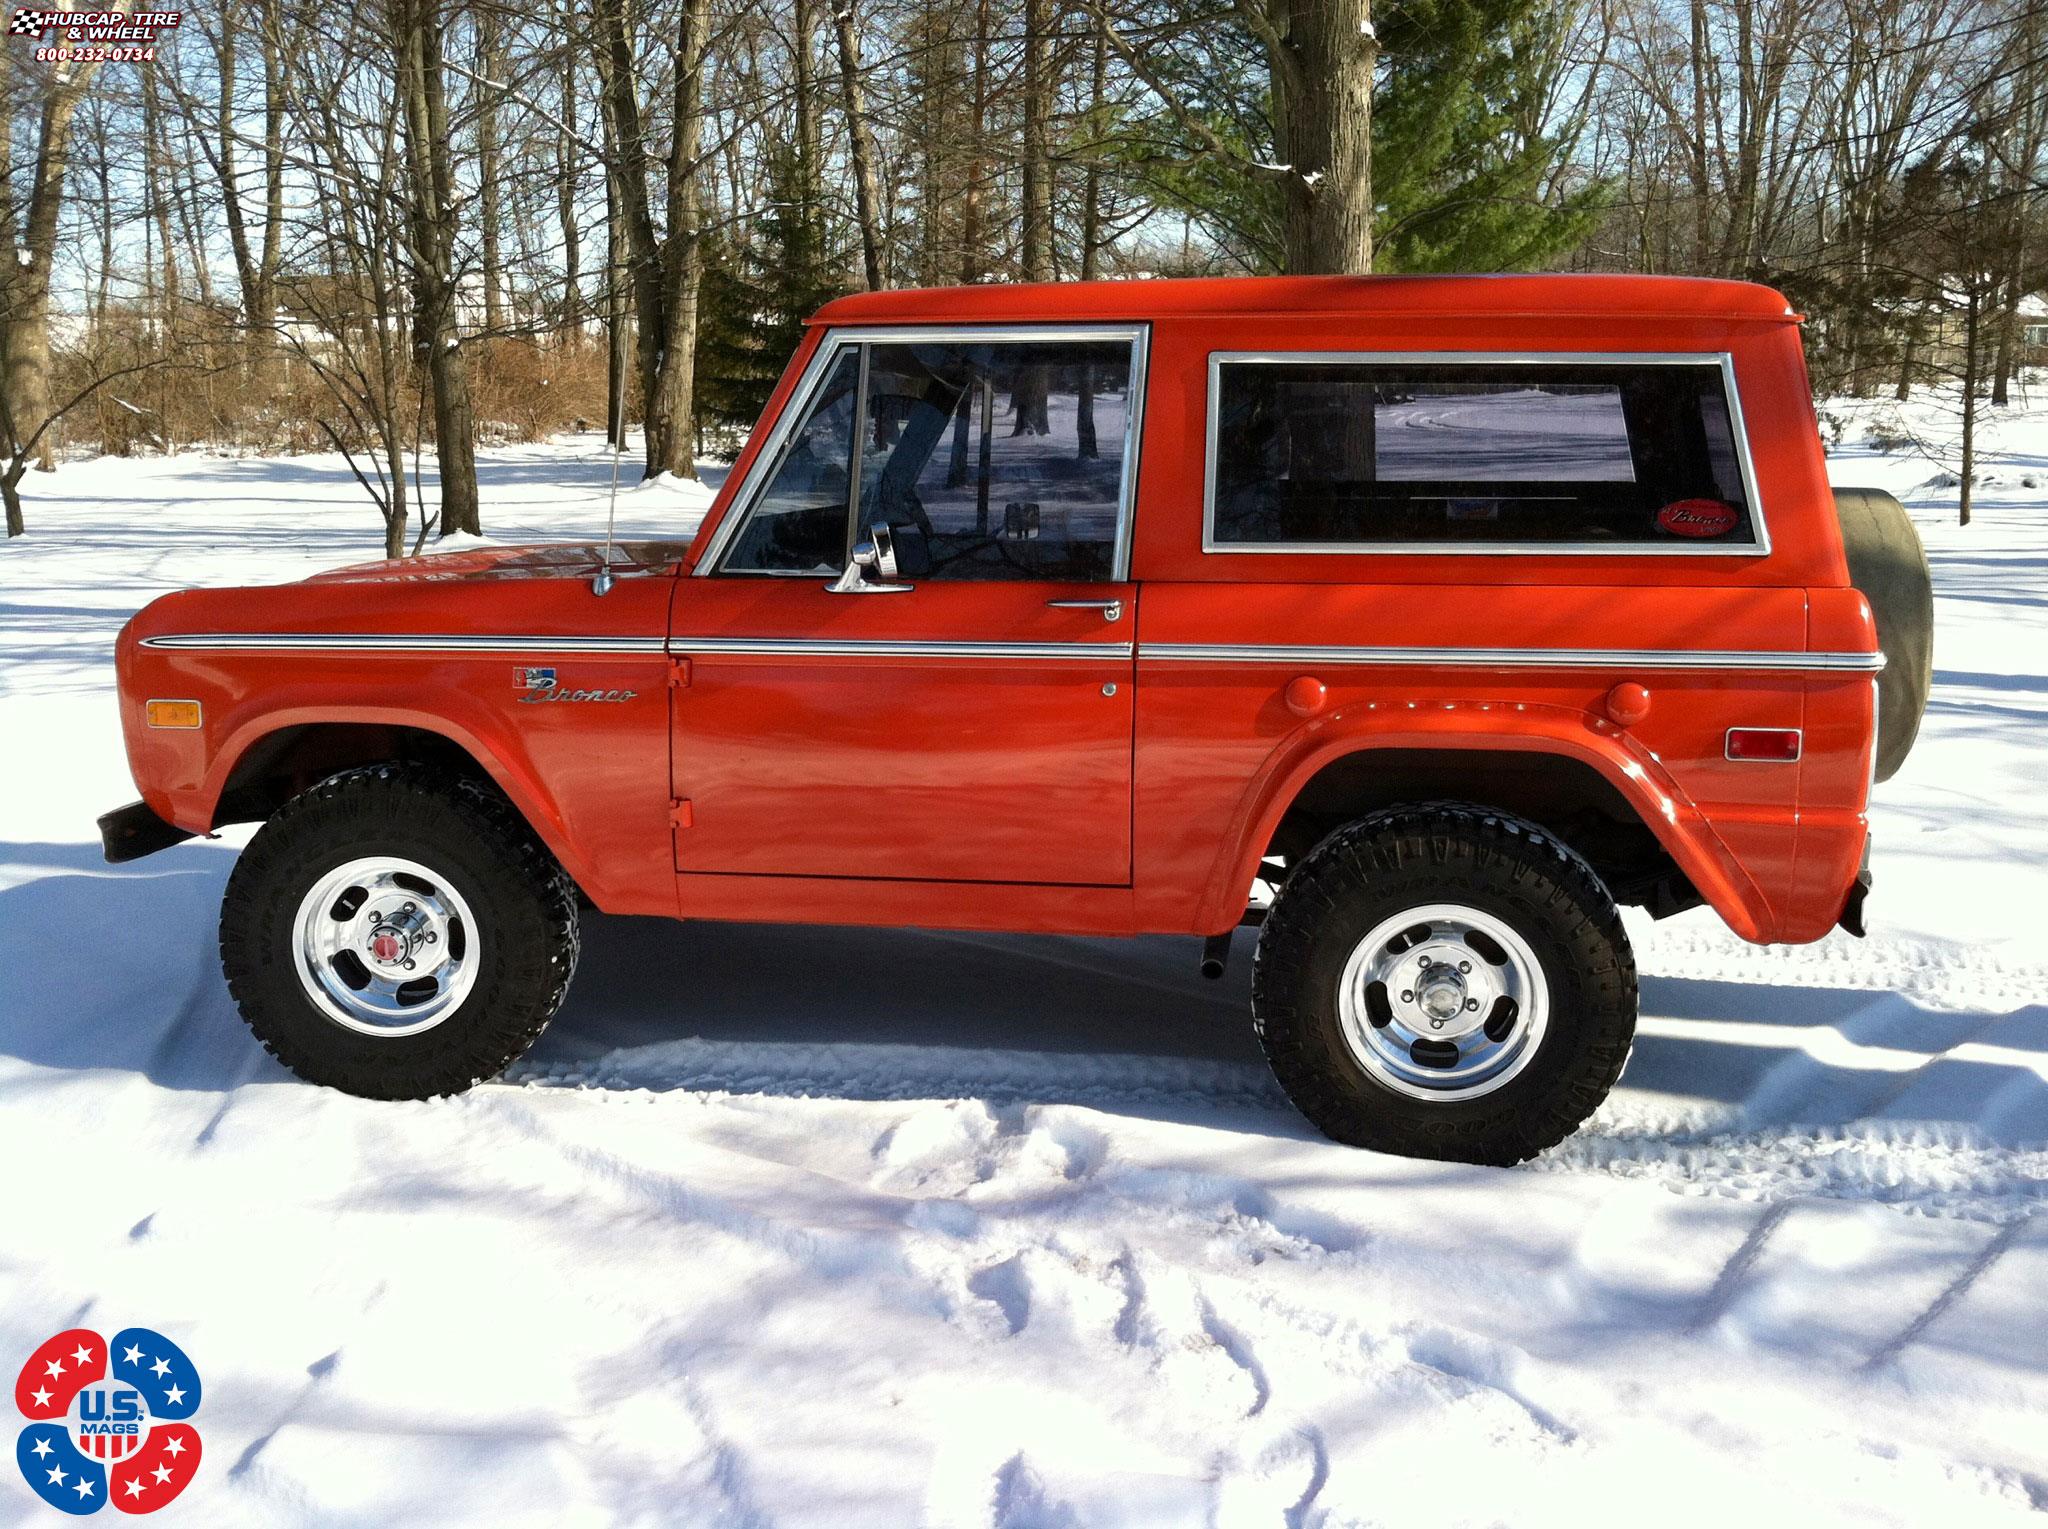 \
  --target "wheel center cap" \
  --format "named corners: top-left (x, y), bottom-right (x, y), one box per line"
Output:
top-left (1419, 972), bottom-right (1466, 1023)
top-left (366, 905), bottom-right (431, 969)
